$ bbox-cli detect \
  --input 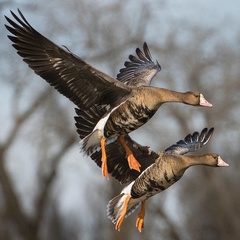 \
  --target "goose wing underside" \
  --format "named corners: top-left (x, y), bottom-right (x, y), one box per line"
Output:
top-left (91, 135), bottom-right (159, 184)
top-left (75, 106), bottom-right (107, 140)
top-left (5, 9), bottom-right (130, 109)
